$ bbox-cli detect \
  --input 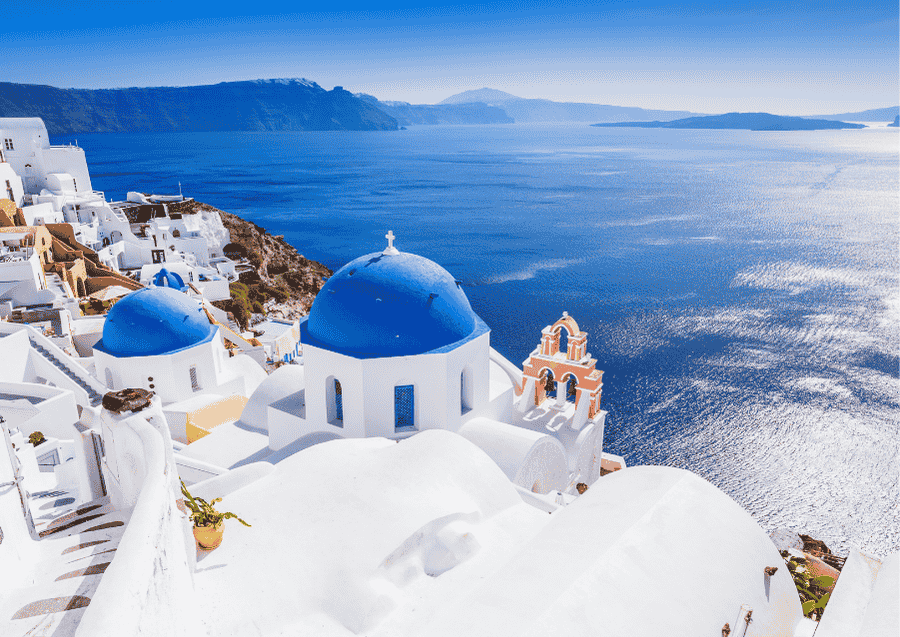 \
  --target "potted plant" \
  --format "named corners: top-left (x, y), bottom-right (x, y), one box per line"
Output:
top-left (180, 479), bottom-right (251, 551)
top-left (28, 431), bottom-right (46, 446)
